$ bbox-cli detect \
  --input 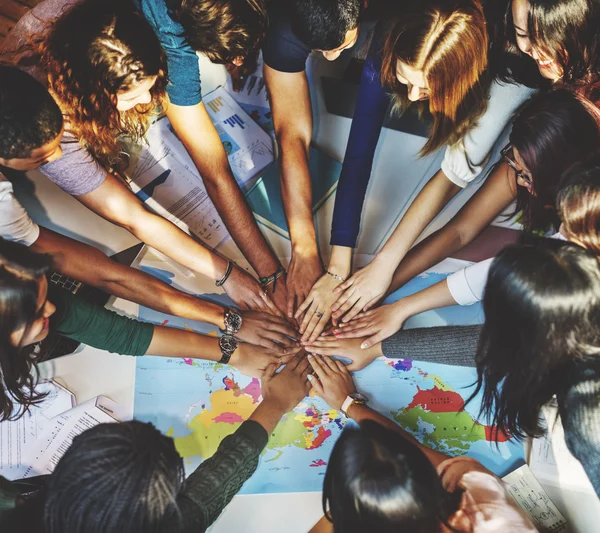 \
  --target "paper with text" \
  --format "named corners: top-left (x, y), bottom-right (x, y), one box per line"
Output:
top-left (0, 381), bottom-right (75, 479)
top-left (504, 464), bottom-right (569, 532)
